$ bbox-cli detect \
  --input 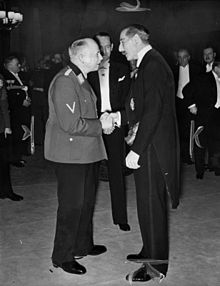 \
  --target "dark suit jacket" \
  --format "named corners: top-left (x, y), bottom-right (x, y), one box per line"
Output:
top-left (0, 84), bottom-right (10, 133)
top-left (183, 71), bottom-right (218, 126)
top-left (2, 69), bottom-right (31, 127)
top-left (44, 63), bottom-right (107, 164)
top-left (122, 48), bottom-right (180, 208)
top-left (88, 61), bottom-right (130, 116)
